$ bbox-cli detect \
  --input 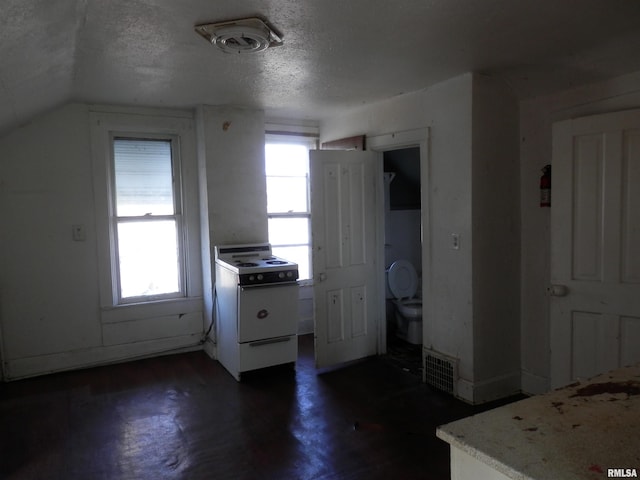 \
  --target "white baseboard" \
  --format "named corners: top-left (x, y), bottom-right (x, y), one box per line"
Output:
top-left (521, 370), bottom-right (549, 395)
top-left (456, 372), bottom-right (521, 404)
top-left (5, 334), bottom-right (202, 380)
top-left (456, 378), bottom-right (474, 403)
top-left (472, 372), bottom-right (521, 403)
